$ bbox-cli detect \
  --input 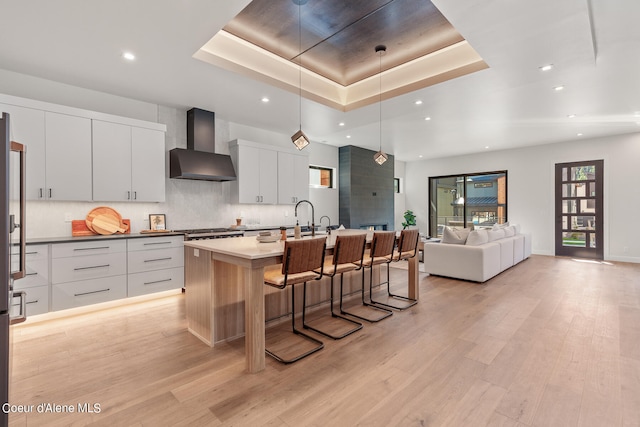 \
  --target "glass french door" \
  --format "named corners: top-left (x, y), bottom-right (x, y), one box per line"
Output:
top-left (555, 160), bottom-right (603, 259)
